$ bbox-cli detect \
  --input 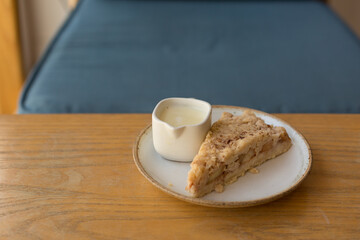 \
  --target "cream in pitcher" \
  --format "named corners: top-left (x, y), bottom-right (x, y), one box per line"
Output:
top-left (152, 98), bottom-right (212, 162)
top-left (159, 105), bottom-right (207, 128)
